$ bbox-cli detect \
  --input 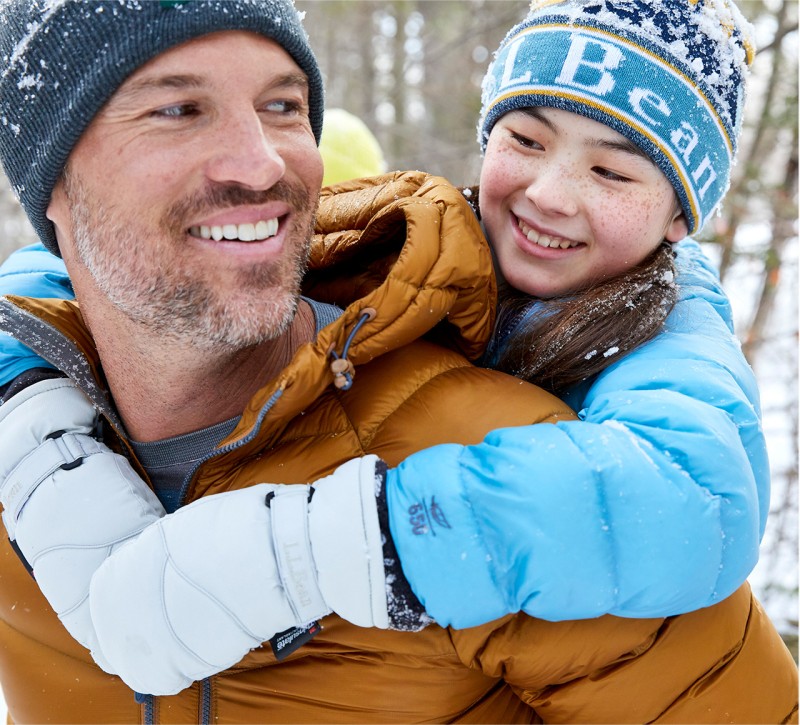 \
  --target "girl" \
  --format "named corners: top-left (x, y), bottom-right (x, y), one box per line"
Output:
top-left (0, 0), bottom-right (767, 683)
